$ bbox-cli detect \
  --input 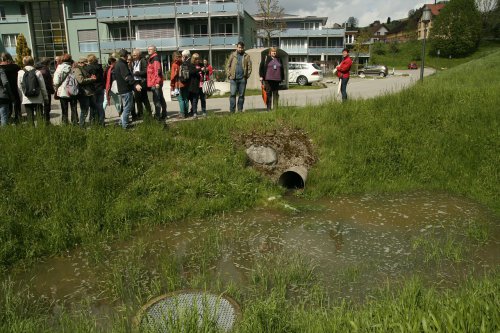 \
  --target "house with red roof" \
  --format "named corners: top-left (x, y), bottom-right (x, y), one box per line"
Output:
top-left (418, 3), bottom-right (446, 40)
